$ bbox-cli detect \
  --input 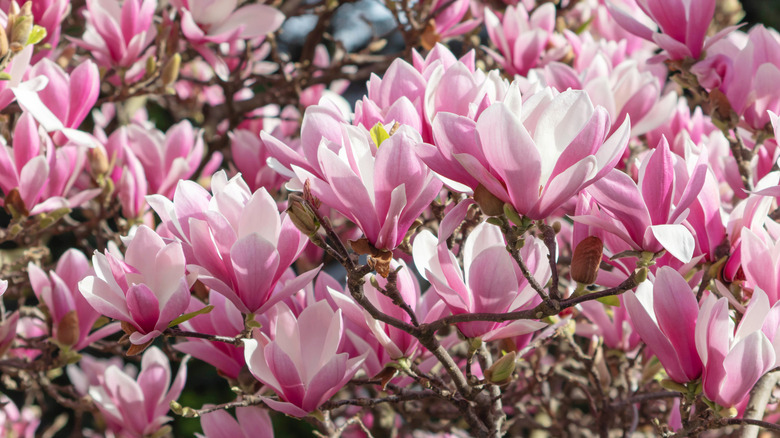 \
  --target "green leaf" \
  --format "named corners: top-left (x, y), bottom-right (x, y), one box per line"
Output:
top-left (370, 122), bottom-right (390, 147)
top-left (27, 25), bottom-right (47, 46)
top-left (0, 72), bottom-right (11, 81)
top-left (168, 305), bottom-right (214, 327)
top-left (596, 295), bottom-right (620, 307)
